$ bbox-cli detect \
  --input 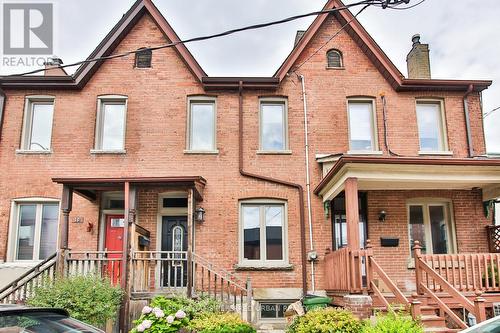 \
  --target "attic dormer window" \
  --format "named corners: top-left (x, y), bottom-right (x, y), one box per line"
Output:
top-left (135, 48), bottom-right (152, 68)
top-left (327, 49), bottom-right (343, 68)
